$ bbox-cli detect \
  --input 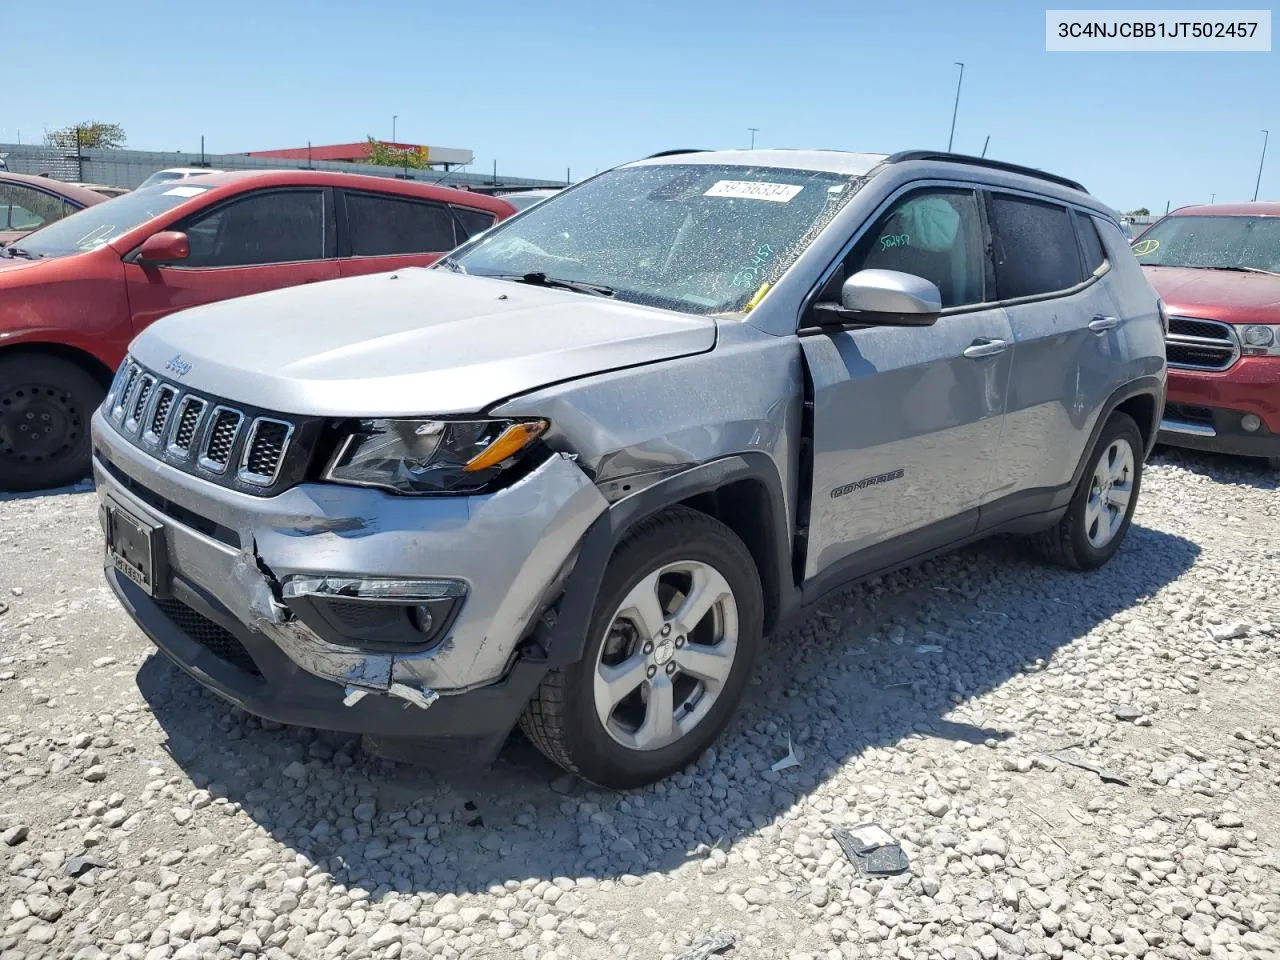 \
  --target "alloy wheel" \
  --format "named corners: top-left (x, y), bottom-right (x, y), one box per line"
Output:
top-left (593, 559), bottom-right (739, 752)
top-left (1085, 437), bottom-right (1135, 549)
